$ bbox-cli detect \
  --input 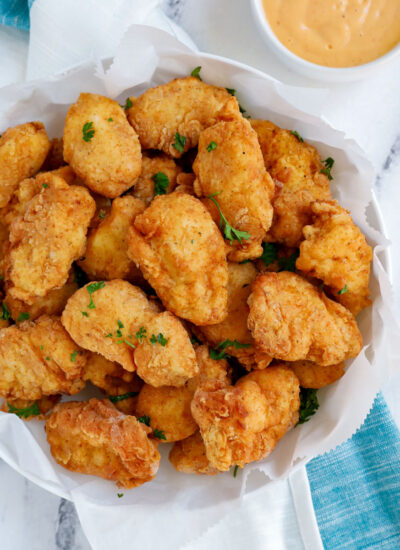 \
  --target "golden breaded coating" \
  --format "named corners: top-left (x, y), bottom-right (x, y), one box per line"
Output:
top-left (45, 399), bottom-right (160, 488)
top-left (63, 93), bottom-right (142, 198)
top-left (4, 177), bottom-right (95, 304)
top-left (127, 192), bottom-right (228, 326)
top-left (297, 200), bottom-right (373, 316)
top-left (187, 345), bottom-right (231, 392)
top-left (1, 395), bottom-right (61, 420)
top-left (126, 77), bottom-right (239, 158)
top-left (0, 220), bottom-right (8, 279)
top-left (131, 152), bottom-right (182, 205)
top-left (0, 122), bottom-right (50, 208)
top-left (169, 431), bottom-right (219, 475)
top-left (251, 119), bottom-right (331, 246)
top-left (284, 360), bottom-right (345, 388)
top-left (136, 384), bottom-right (198, 443)
top-left (193, 115), bottom-right (274, 262)
top-left (0, 315), bottom-right (86, 400)
top-left (175, 172), bottom-right (196, 195)
top-left (248, 272), bottom-right (362, 366)
top-left (192, 366), bottom-right (299, 471)
top-left (41, 138), bottom-right (66, 171)
top-left (197, 263), bottom-right (271, 370)
top-left (79, 196), bottom-right (145, 282)
top-left (134, 311), bottom-right (198, 387)
top-left (61, 280), bottom-right (158, 372)
top-left (5, 270), bottom-right (78, 323)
